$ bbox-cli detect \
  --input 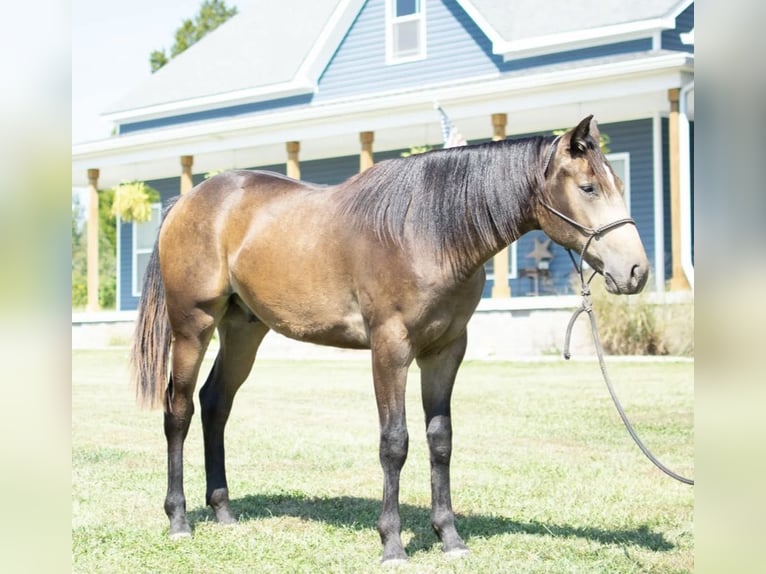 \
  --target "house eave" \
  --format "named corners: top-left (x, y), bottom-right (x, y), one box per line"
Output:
top-left (73, 52), bottom-right (693, 185)
top-left (494, 19), bottom-right (675, 60)
top-left (102, 79), bottom-right (317, 126)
